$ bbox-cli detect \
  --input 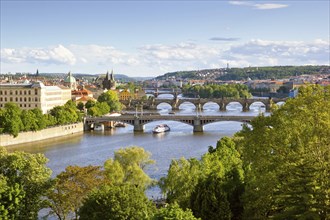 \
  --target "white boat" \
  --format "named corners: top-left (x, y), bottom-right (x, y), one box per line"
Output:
top-left (153, 124), bottom-right (170, 133)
